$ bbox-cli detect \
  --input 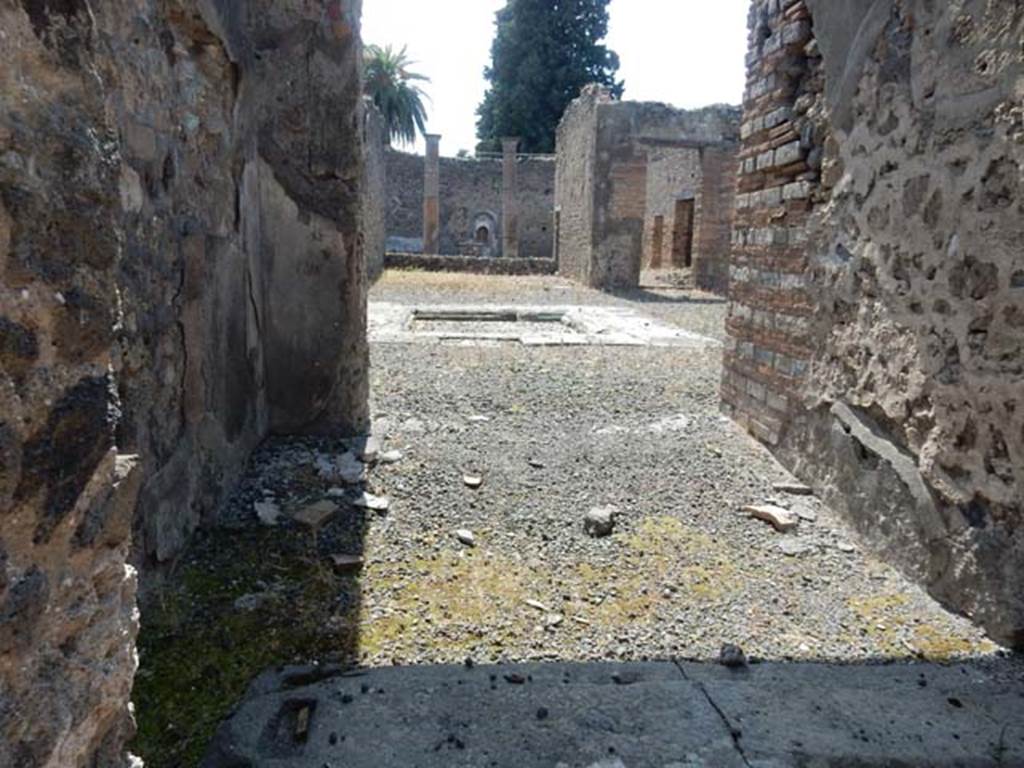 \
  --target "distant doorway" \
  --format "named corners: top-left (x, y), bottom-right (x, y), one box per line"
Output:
top-left (672, 198), bottom-right (695, 268)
